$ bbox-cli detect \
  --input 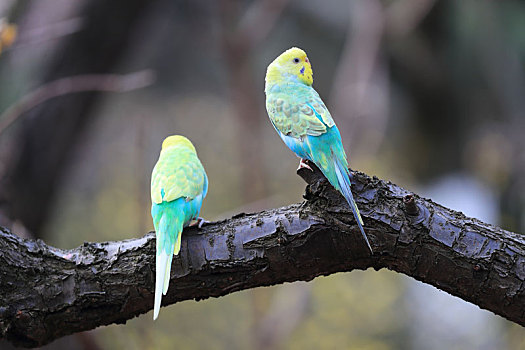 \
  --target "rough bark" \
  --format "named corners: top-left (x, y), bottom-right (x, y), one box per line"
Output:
top-left (0, 168), bottom-right (524, 347)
